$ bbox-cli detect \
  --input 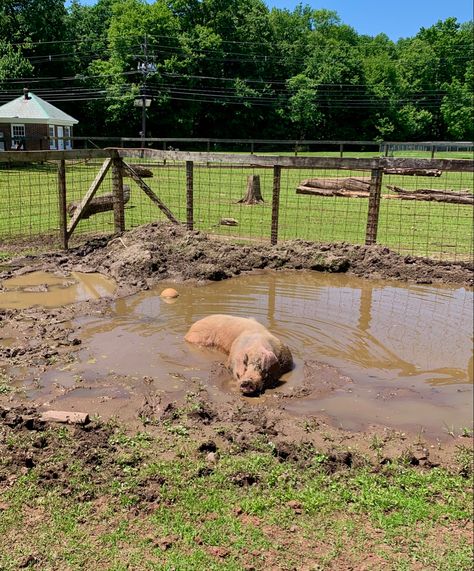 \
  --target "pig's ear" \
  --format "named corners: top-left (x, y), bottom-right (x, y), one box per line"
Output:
top-left (243, 353), bottom-right (248, 367)
top-left (261, 349), bottom-right (278, 370)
